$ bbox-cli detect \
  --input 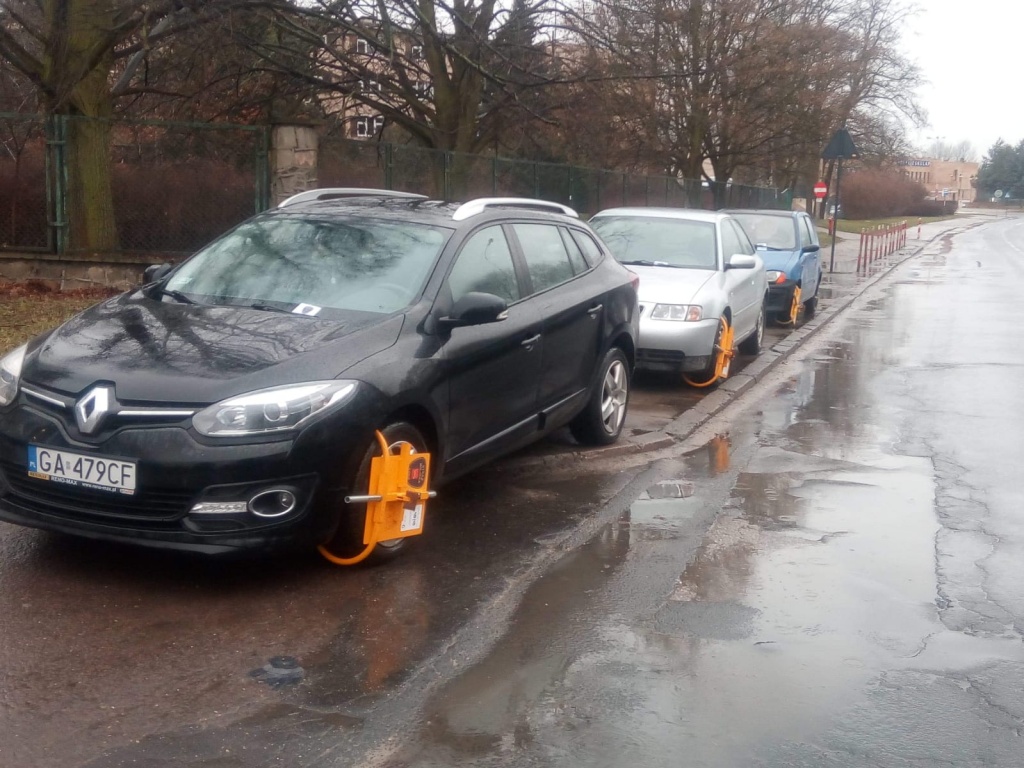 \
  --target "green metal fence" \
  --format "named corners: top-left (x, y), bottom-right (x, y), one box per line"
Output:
top-left (0, 113), bottom-right (51, 251)
top-left (0, 112), bottom-right (270, 256)
top-left (0, 113), bottom-right (786, 258)
top-left (319, 135), bottom-right (788, 215)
